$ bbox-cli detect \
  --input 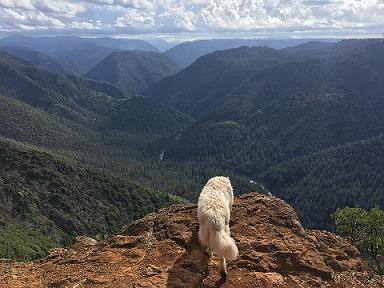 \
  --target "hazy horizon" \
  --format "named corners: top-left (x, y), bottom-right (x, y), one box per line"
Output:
top-left (0, 33), bottom-right (381, 46)
top-left (0, 1), bottom-right (383, 43)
